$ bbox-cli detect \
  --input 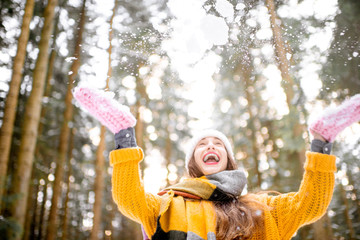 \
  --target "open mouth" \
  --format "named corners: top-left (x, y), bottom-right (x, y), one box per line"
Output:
top-left (203, 152), bottom-right (220, 164)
